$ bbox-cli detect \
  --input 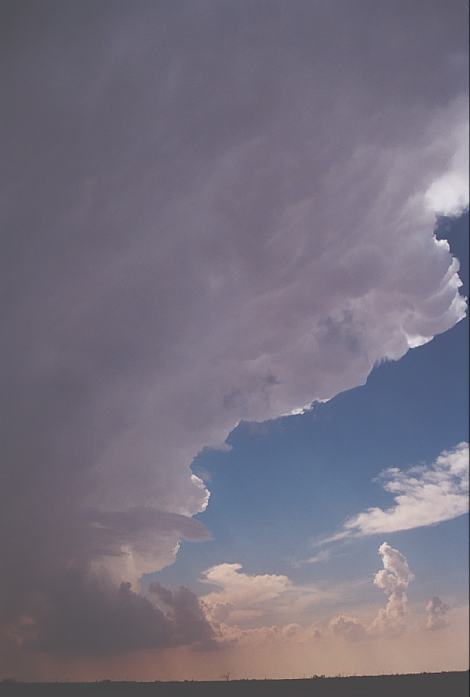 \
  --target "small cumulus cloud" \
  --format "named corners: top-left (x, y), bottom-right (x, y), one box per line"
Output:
top-left (328, 615), bottom-right (368, 642)
top-left (425, 596), bottom-right (451, 631)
